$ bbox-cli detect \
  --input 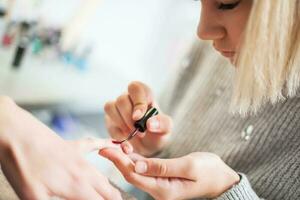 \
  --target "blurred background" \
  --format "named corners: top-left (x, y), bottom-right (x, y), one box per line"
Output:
top-left (0, 0), bottom-right (199, 197)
